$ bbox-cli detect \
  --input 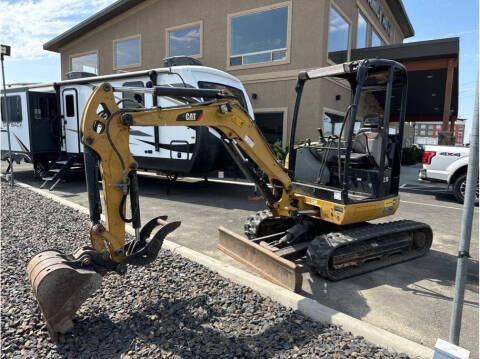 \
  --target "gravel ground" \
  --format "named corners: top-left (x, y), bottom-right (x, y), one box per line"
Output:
top-left (1, 183), bottom-right (409, 359)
